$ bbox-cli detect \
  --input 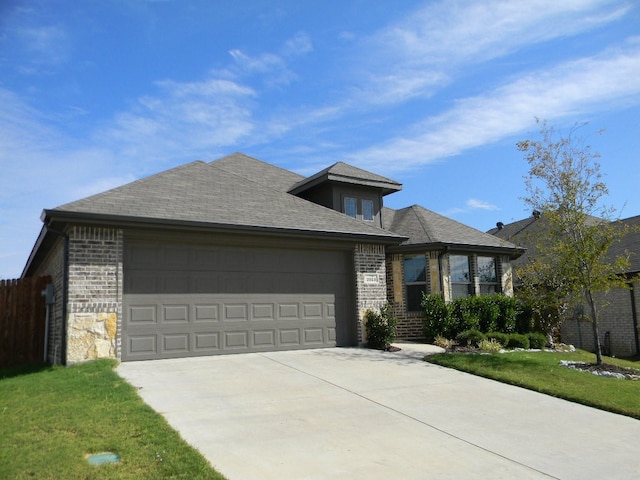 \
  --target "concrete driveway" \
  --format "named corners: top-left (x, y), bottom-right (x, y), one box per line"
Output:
top-left (117, 345), bottom-right (640, 480)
